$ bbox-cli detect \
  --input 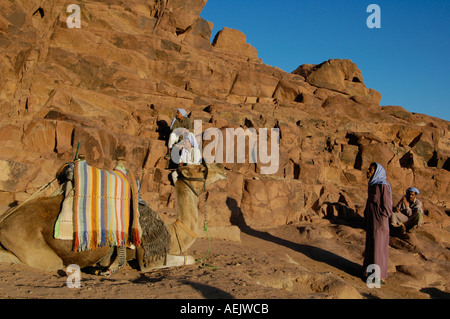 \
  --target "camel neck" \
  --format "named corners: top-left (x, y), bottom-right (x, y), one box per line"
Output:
top-left (175, 181), bottom-right (199, 232)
